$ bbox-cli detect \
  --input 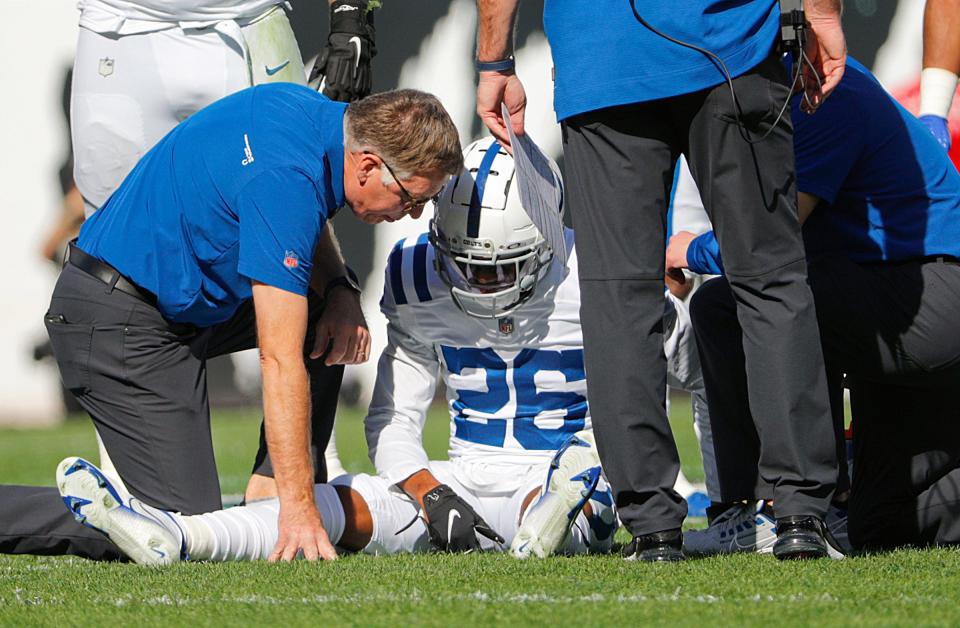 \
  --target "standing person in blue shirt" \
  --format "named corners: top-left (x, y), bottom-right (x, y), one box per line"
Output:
top-left (668, 59), bottom-right (960, 551)
top-left (475, 0), bottom-right (846, 560)
top-left (0, 84), bottom-right (462, 562)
